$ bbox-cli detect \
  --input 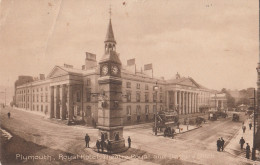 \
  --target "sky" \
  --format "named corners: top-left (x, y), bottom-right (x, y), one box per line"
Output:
top-left (0, 0), bottom-right (259, 95)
